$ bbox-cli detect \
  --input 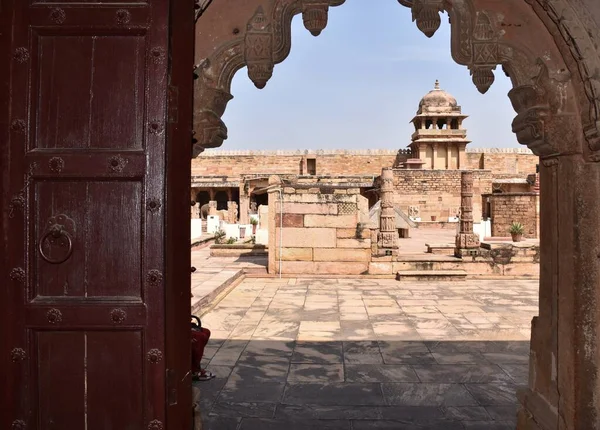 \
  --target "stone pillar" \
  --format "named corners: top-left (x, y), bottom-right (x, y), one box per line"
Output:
top-left (208, 200), bottom-right (217, 216)
top-left (191, 202), bottom-right (199, 219)
top-left (454, 171), bottom-right (480, 257)
top-left (209, 189), bottom-right (215, 200)
top-left (458, 144), bottom-right (467, 169)
top-left (267, 175), bottom-right (281, 274)
top-left (227, 201), bottom-right (238, 224)
top-left (377, 168), bottom-right (399, 255)
top-left (227, 188), bottom-right (233, 201)
top-left (239, 194), bottom-right (249, 225)
top-left (432, 143), bottom-right (439, 169)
